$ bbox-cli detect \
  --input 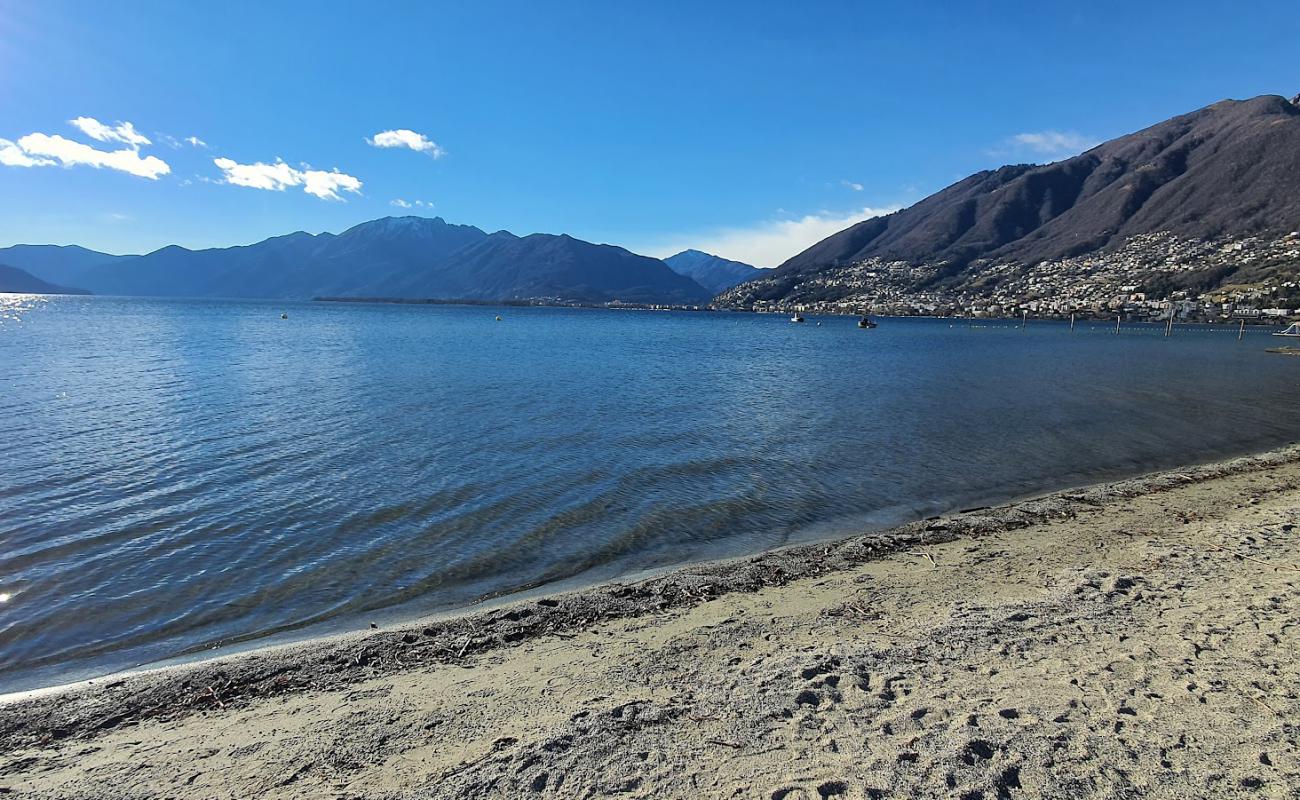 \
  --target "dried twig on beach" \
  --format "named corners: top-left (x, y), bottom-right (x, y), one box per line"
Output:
top-left (909, 550), bottom-right (938, 568)
top-left (1245, 694), bottom-right (1281, 715)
